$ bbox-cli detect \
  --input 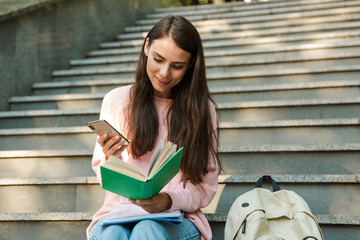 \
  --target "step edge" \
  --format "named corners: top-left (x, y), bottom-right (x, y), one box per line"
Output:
top-left (139, 0), bottom-right (360, 25)
top-left (32, 79), bottom-right (360, 92)
top-left (10, 93), bottom-right (105, 103)
top-left (115, 17), bottom-right (360, 44)
top-left (150, 2), bottom-right (360, 21)
top-left (219, 118), bottom-right (360, 128)
top-left (152, 0), bottom-right (339, 12)
top-left (1, 143), bottom-right (359, 158)
top-left (219, 143), bottom-right (360, 152)
top-left (13, 81), bottom-right (360, 102)
top-left (0, 174), bottom-right (358, 186)
top-left (87, 38), bottom-right (360, 57)
top-left (0, 149), bottom-right (93, 158)
top-left (51, 65), bottom-right (360, 78)
top-left (148, 0), bottom-right (351, 16)
top-left (0, 212), bottom-right (359, 225)
top-left (71, 51), bottom-right (360, 68)
top-left (217, 97), bottom-right (360, 108)
top-left (133, 3), bottom-right (360, 31)
top-left (0, 118), bottom-right (359, 135)
top-left (0, 109), bottom-right (99, 118)
top-left (121, 20), bottom-right (360, 44)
